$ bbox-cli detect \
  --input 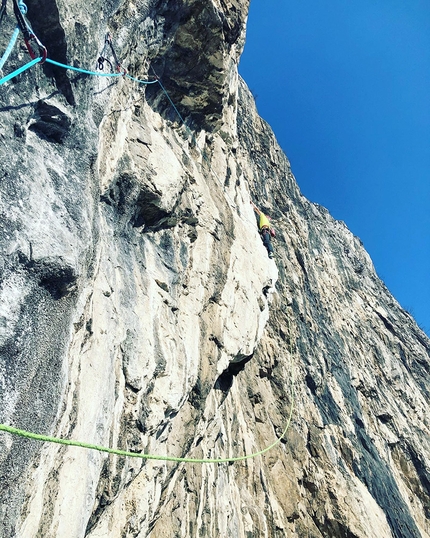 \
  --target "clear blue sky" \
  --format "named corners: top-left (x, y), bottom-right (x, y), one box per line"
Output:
top-left (239, 1), bottom-right (430, 335)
